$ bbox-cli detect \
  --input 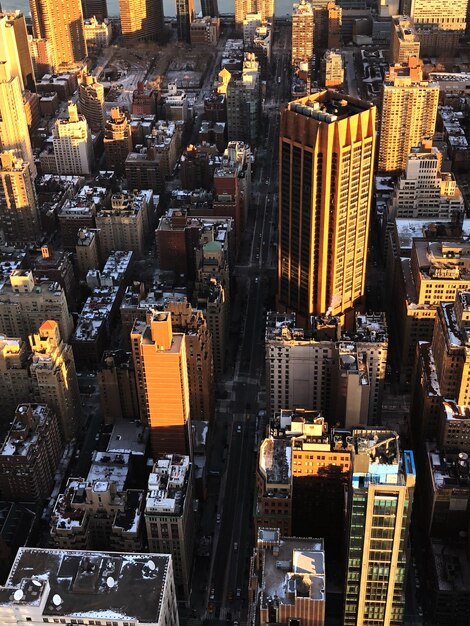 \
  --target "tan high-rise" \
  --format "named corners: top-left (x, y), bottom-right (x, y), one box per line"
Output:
top-left (29, 320), bottom-right (81, 441)
top-left (131, 311), bottom-right (190, 458)
top-left (30, 0), bottom-right (87, 71)
top-left (120, 0), bottom-right (165, 43)
top-left (403, 0), bottom-right (467, 40)
top-left (0, 12), bottom-right (35, 91)
top-left (292, 0), bottom-right (314, 64)
top-left (277, 91), bottom-right (376, 322)
top-left (378, 58), bottom-right (439, 175)
top-left (390, 16), bottom-right (420, 65)
top-left (0, 62), bottom-right (35, 176)
top-left (0, 152), bottom-right (40, 243)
